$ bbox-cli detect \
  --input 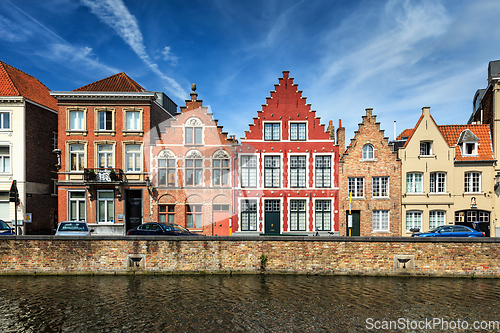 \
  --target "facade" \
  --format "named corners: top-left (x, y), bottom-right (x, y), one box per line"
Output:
top-left (0, 61), bottom-right (58, 234)
top-left (51, 73), bottom-right (175, 235)
top-left (232, 71), bottom-right (340, 235)
top-left (339, 108), bottom-right (401, 237)
top-left (398, 107), bottom-right (495, 236)
top-left (149, 84), bottom-right (237, 236)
